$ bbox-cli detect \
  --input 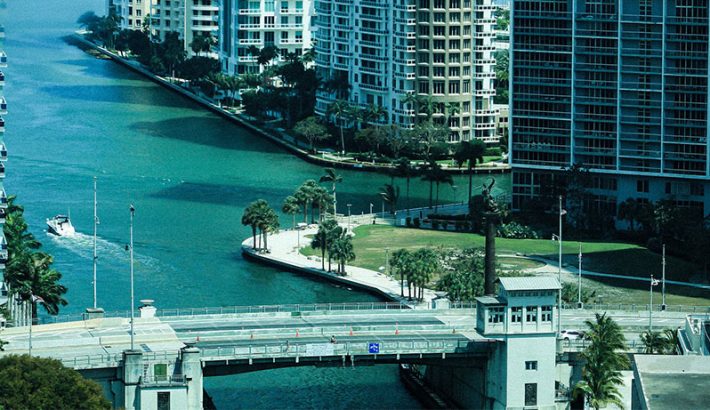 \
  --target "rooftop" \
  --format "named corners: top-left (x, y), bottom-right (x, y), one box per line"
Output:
top-left (498, 276), bottom-right (561, 291)
top-left (633, 355), bottom-right (710, 410)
